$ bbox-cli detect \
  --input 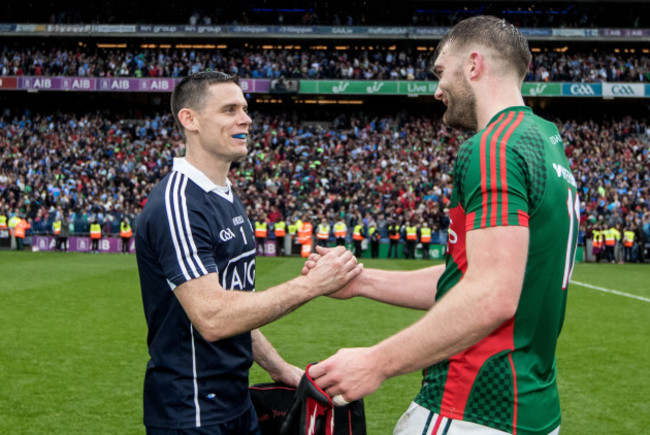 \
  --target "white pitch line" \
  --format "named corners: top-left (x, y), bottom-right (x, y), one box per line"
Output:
top-left (570, 280), bottom-right (650, 303)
